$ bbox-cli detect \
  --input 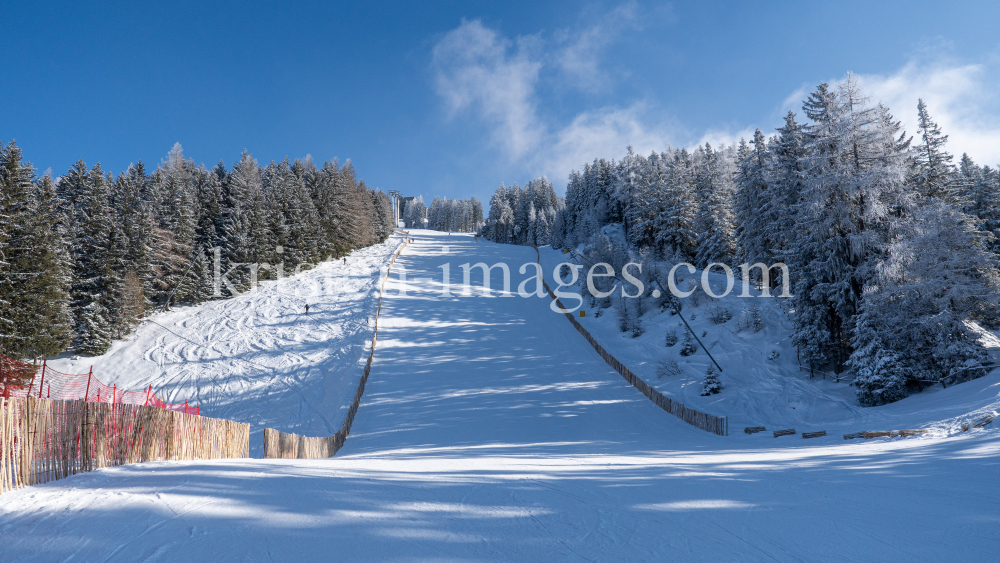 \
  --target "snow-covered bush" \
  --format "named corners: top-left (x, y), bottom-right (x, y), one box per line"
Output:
top-left (664, 328), bottom-right (678, 347)
top-left (616, 298), bottom-right (629, 333)
top-left (657, 358), bottom-right (682, 378)
top-left (852, 343), bottom-right (909, 406)
top-left (680, 332), bottom-right (697, 356)
top-left (628, 299), bottom-right (644, 338)
top-left (740, 303), bottom-right (764, 333)
top-left (708, 305), bottom-right (732, 324)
